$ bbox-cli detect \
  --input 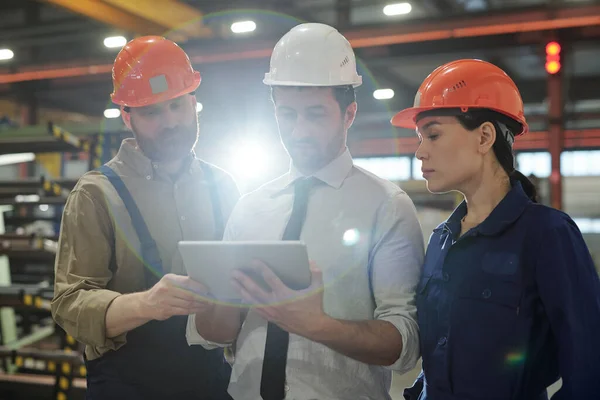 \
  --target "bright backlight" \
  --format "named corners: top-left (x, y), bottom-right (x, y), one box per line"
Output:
top-left (383, 3), bottom-right (412, 16)
top-left (231, 142), bottom-right (270, 179)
